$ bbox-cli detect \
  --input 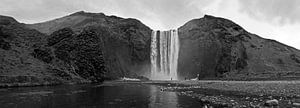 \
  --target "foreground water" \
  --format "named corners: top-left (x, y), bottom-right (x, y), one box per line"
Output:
top-left (0, 82), bottom-right (202, 108)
